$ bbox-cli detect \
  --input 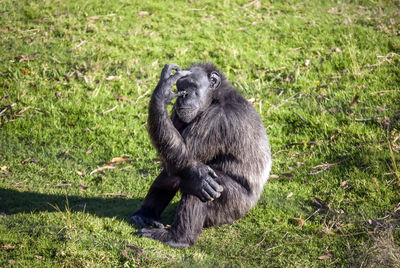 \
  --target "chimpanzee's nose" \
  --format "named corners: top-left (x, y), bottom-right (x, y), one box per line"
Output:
top-left (178, 91), bottom-right (188, 98)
